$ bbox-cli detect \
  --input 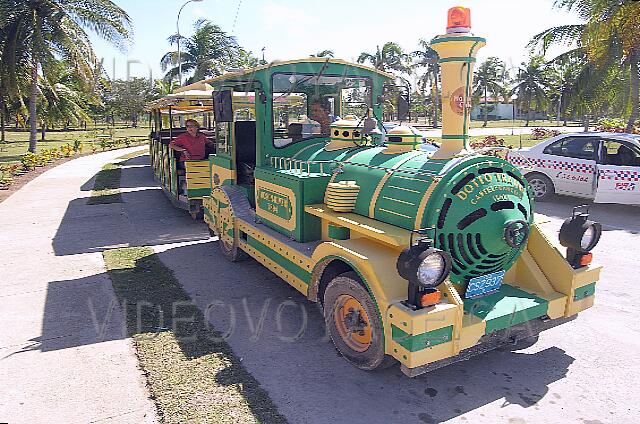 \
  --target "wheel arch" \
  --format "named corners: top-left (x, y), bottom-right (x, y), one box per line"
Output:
top-left (309, 256), bottom-right (369, 305)
top-left (525, 170), bottom-right (556, 192)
